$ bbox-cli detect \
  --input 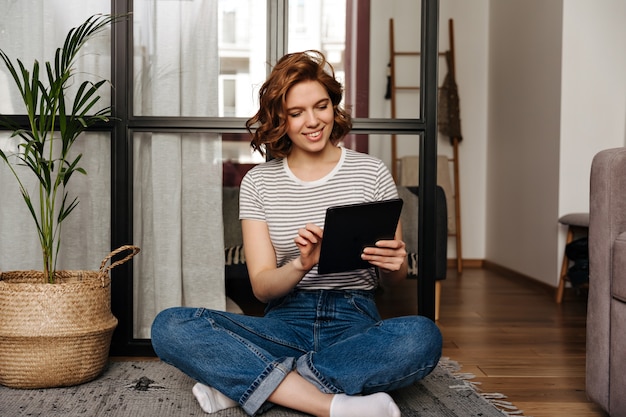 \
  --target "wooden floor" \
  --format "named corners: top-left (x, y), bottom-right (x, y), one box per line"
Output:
top-left (375, 267), bottom-right (608, 417)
